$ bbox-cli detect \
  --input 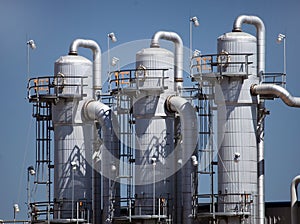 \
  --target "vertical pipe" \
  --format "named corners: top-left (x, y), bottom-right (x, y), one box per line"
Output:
top-left (291, 175), bottom-right (300, 224)
top-left (233, 15), bottom-right (266, 224)
top-left (166, 96), bottom-right (198, 224)
top-left (83, 100), bottom-right (120, 223)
